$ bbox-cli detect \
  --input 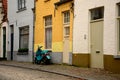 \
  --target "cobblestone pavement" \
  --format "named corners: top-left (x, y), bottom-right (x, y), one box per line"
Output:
top-left (0, 66), bottom-right (82, 80)
top-left (0, 61), bottom-right (120, 80)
